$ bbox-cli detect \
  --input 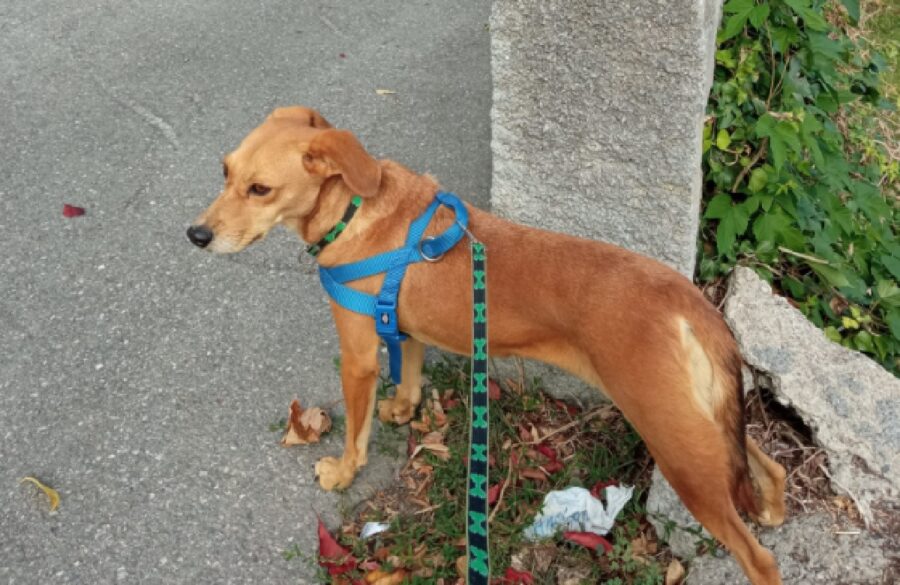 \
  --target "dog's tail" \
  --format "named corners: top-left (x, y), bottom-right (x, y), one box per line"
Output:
top-left (722, 352), bottom-right (759, 518)
top-left (685, 313), bottom-right (758, 518)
